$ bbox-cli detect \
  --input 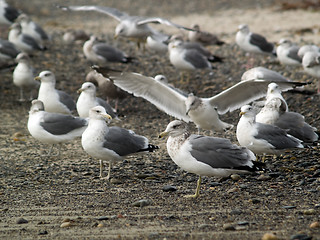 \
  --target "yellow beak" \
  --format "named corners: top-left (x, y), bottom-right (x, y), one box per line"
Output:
top-left (34, 76), bottom-right (41, 81)
top-left (158, 131), bottom-right (168, 139)
top-left (239, 111), bottom-right (245, 116)
top-left (102, 113), bottom-right (112, 121)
